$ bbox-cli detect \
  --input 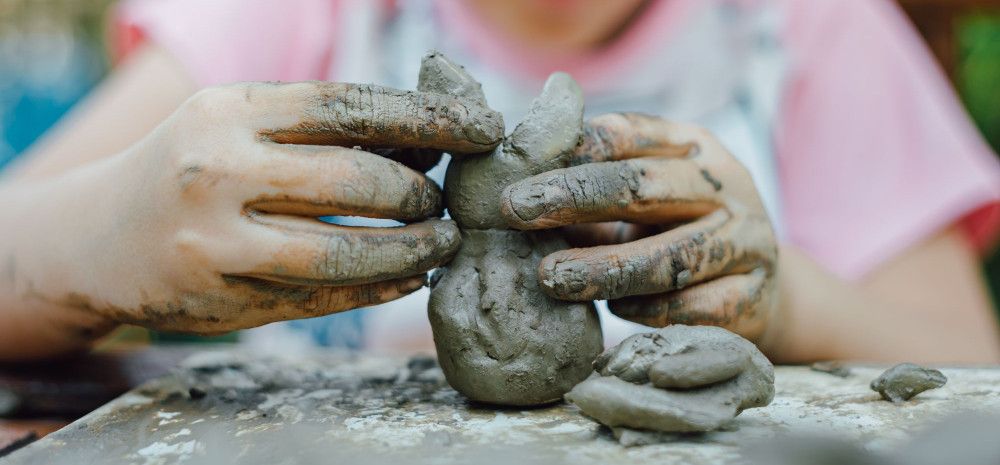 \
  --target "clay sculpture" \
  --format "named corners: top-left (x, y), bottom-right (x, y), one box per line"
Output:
top-left (565, 325), bottom-right (774, 433)
top-left (422, 52), bottom-right (604, 406)
top-left (870, 363), bottom-right (947, 402)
